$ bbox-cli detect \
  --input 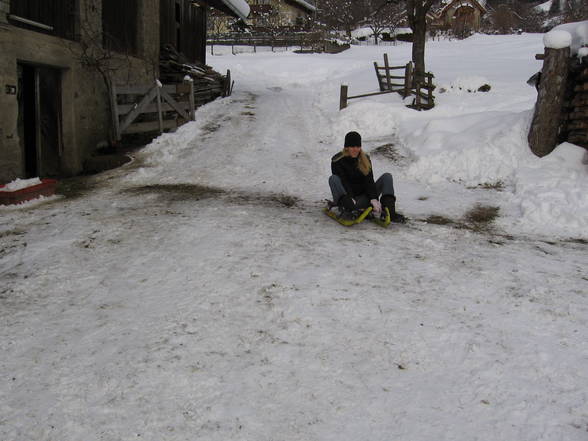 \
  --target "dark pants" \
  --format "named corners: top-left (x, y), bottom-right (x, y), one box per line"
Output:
top-left (329, 173), bottom-right (395, 209)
